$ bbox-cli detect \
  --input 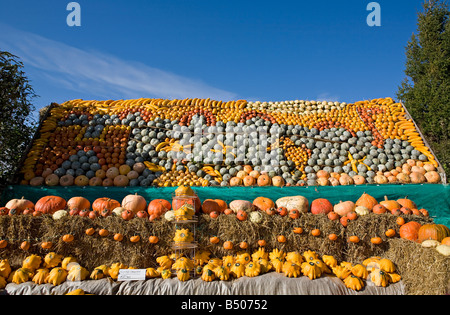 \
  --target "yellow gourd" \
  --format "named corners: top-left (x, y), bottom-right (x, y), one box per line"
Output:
top-left (45, 267), bottom-right (67, 286)
top-left (177, 268), bottom-right (190, 281)
top-left (301, 261), bottom-right (323, 280)
top-left (90, 265), bottom-right (110, 280)
top-left (32, 268), bottom-right (49, 285)
top-left (9, 268), bottom-right (32, 284)
top-left (0, 259), bottom-right (12, 278)
top-left (282, 262), bottom-right (301, 278)
top-left (109, 263), bottom-right (127, 280)
top-left (146, 268), bottom-right (160, 279)
top-left (230, 262), bottom-right (245, 278)
top-left (44, 252), bottom-right (63, 269)
top-left (215, 266), bottom-right (230, 281)
top-left (67, 265), bottom-right (89, 281)
top-left (22, 255), bottom-right (41, 272)
top-left (172, 257), bottom-right (194, 271)
top-left (156, 256), bottom-right (173, 269)
top-left (344, 275), bottom-right (365, 291)
top-left (285, 252), bottom-right (303, 265)
top-left (245, 262), bottom-right (261, 278)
